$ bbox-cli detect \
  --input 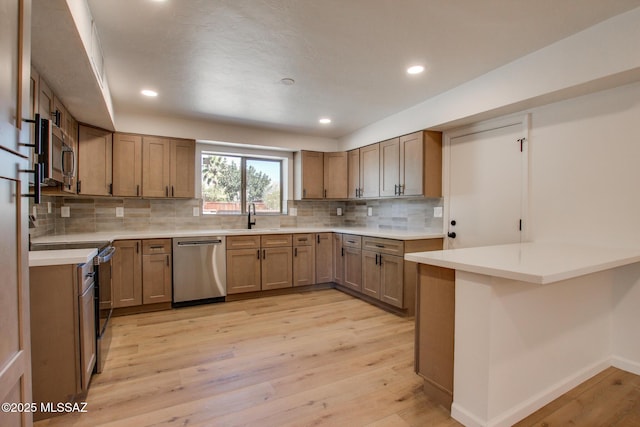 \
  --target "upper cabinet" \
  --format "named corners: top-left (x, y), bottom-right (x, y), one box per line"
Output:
top-left (295, 150), bottom-right (347, 200)
top-left (113, 133), bottom-right (142, 197)
top-left (296, 131), bottom-right (441, 201)
top-left (142, 136), bottom-right (195, 198)
top-left (78, 125), bottom-right (113, 196)
top-left (379, 131), bottom-right (442, 198)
